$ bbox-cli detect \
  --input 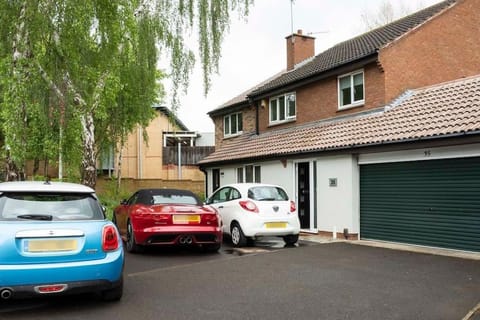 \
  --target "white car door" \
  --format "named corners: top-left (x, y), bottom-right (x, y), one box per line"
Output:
top-left (208, 187), bottom-right (233, 234)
